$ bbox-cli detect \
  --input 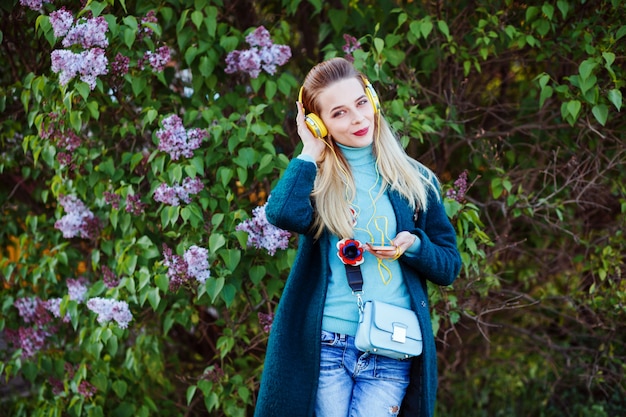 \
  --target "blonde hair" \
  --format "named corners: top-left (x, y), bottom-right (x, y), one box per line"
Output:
top-left (300, 58), bottom-right (439, 239)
